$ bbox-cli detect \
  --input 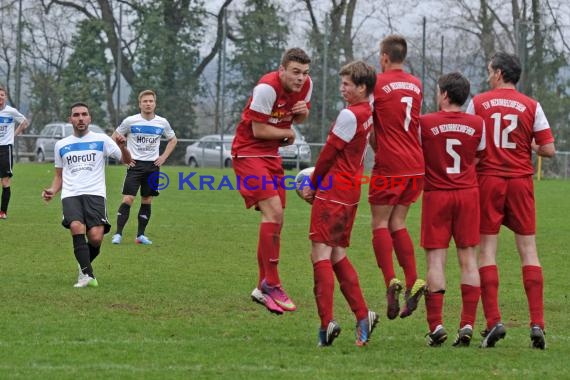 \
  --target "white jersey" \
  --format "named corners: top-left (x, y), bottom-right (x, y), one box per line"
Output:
top-left (115, 114), bottom-right (175, 161)
top-left (54, 131), bottom-right (122, 199)
top-left (0, 105), bottom-right (26, 146)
